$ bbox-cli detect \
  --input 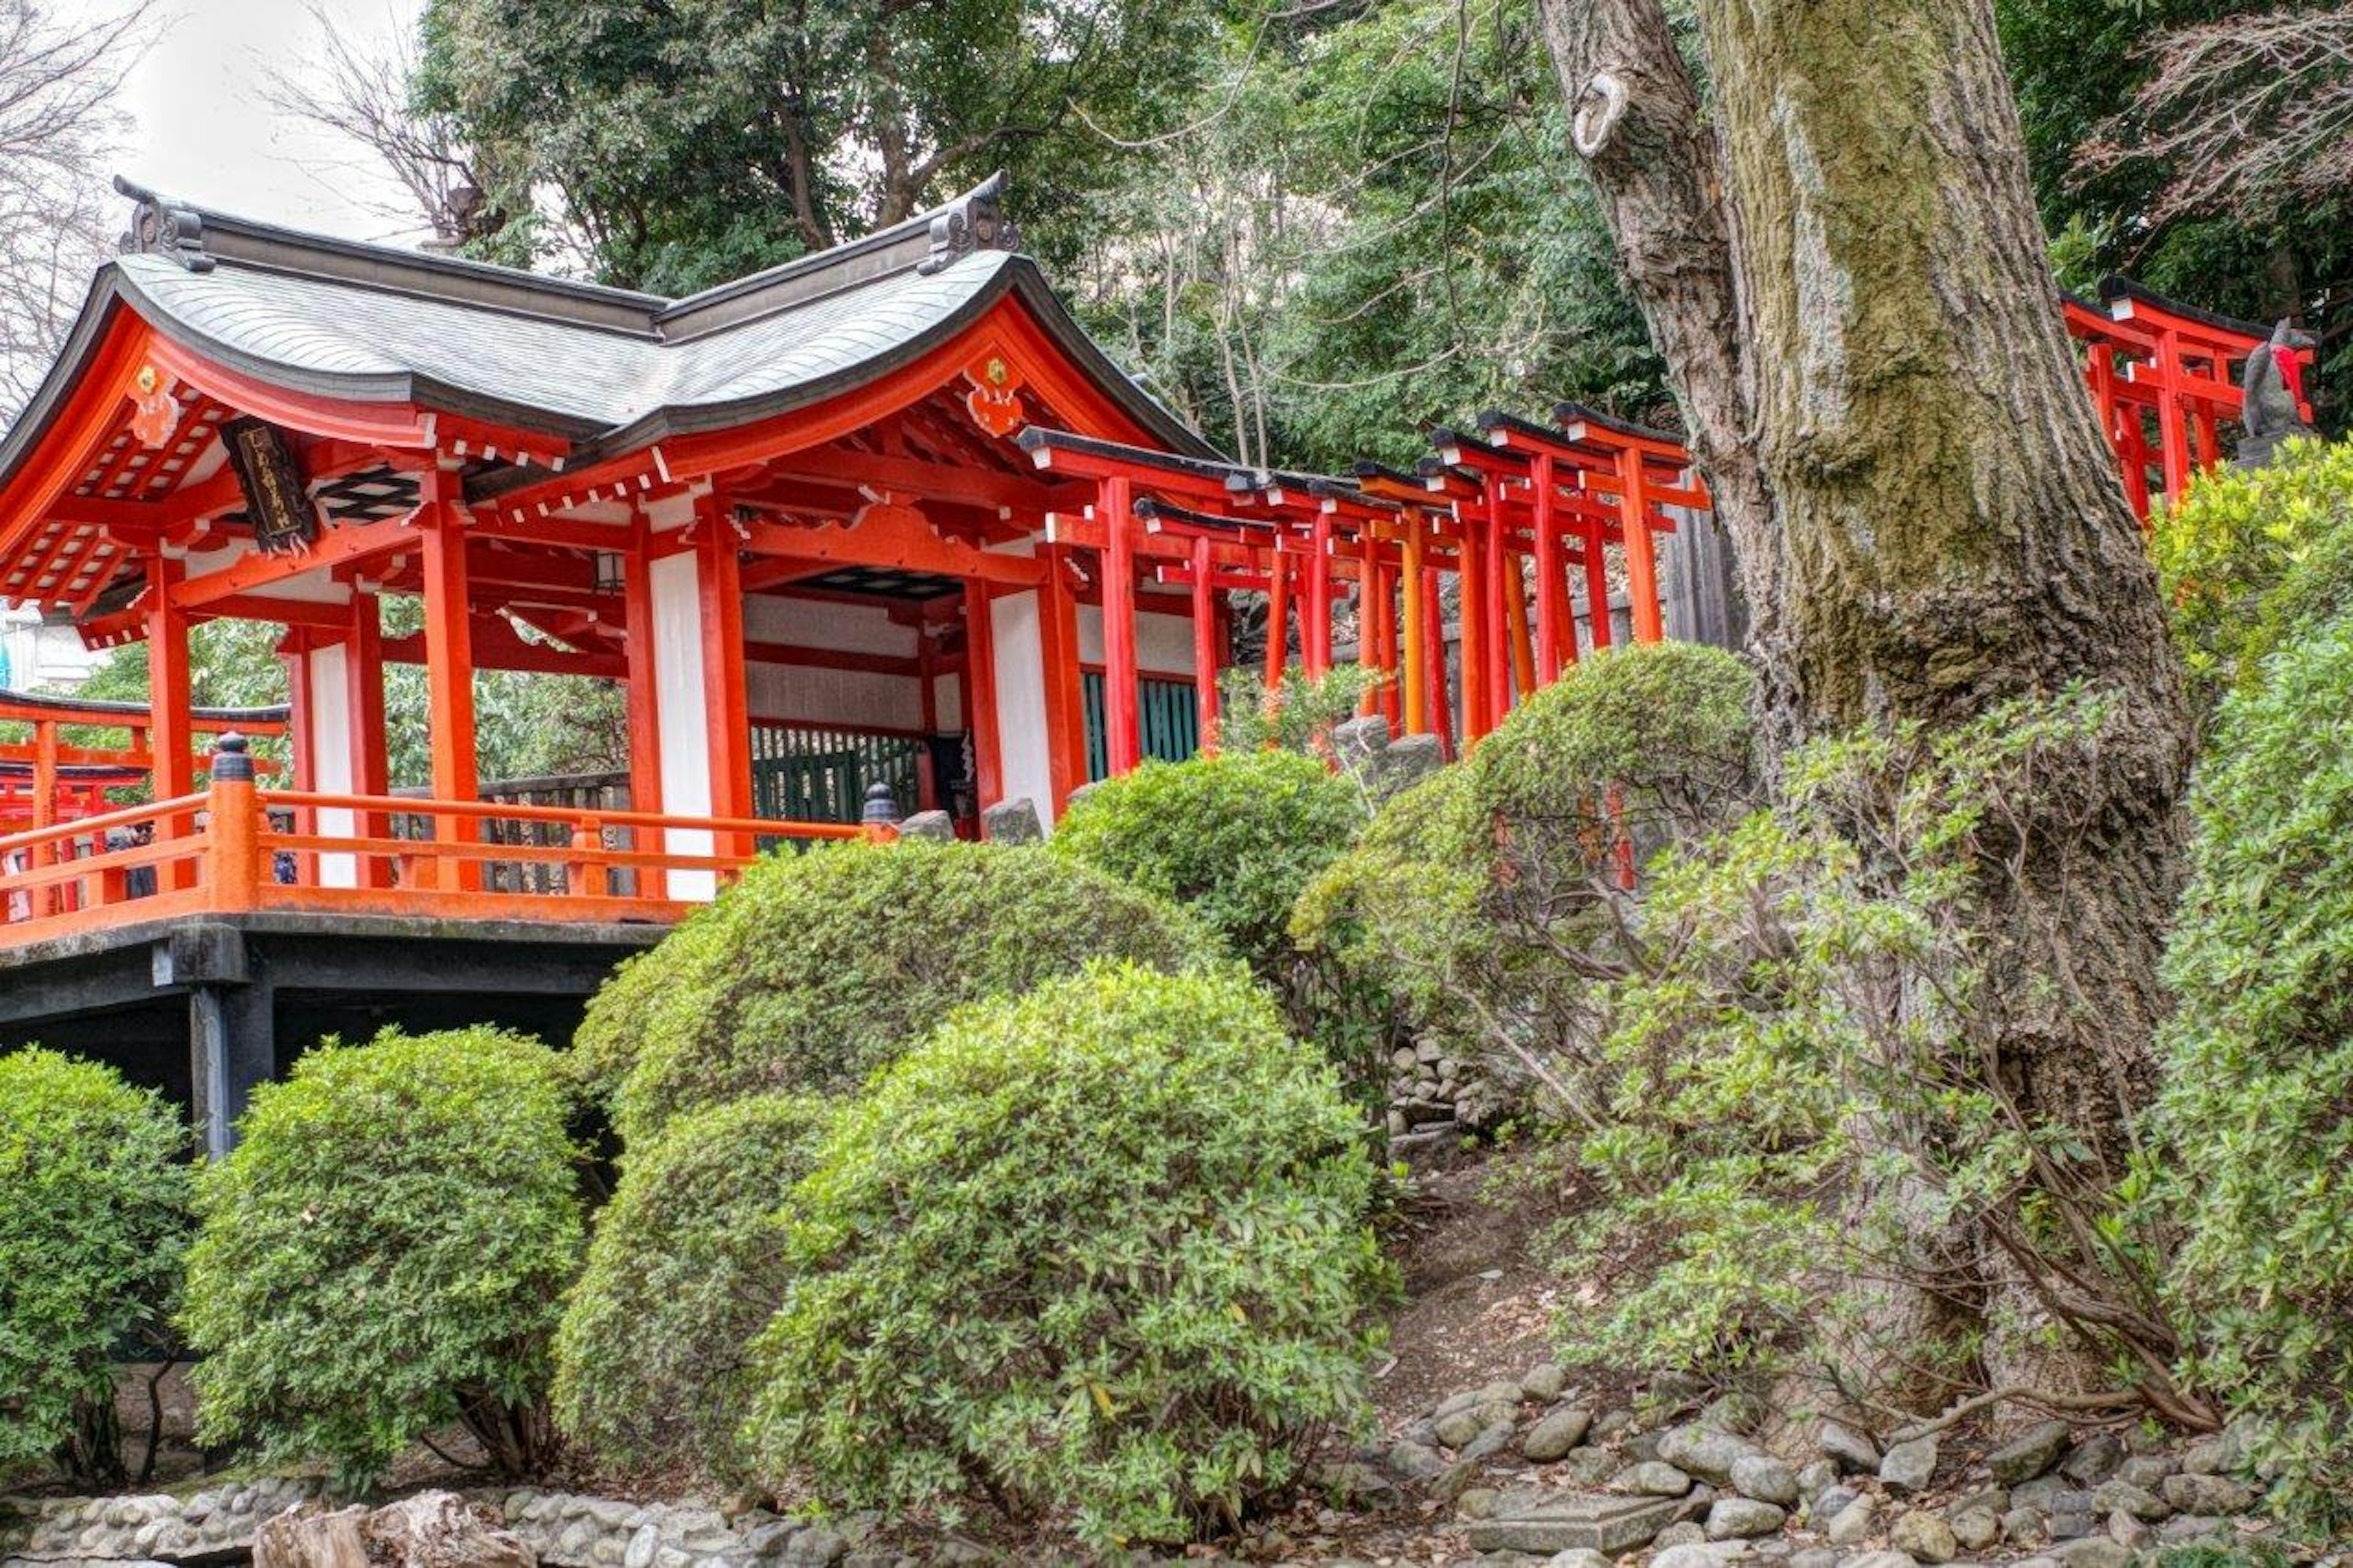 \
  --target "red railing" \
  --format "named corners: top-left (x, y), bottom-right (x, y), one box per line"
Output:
top-left (0, 754), bottom-right (890, 945)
